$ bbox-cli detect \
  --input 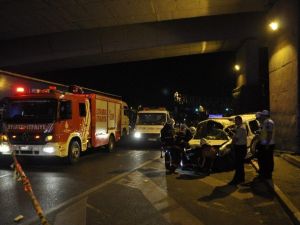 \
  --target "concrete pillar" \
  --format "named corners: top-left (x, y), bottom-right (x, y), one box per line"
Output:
top-left (233, 39), bottom-right (264, 113)
top-left (268, 0), bottom-right (299, 151)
